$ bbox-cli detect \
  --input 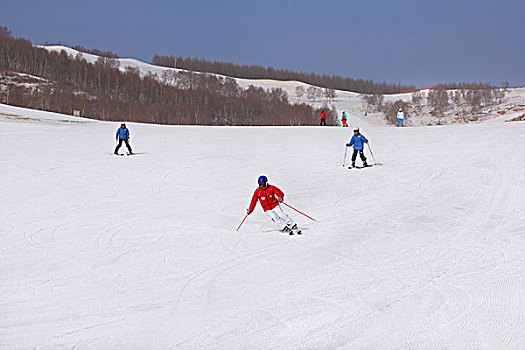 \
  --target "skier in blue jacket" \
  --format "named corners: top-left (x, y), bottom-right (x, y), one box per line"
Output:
top-left (346, 127), bottom-right (368, 167)
top-left (114, 123), bottom-right (133, 155)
